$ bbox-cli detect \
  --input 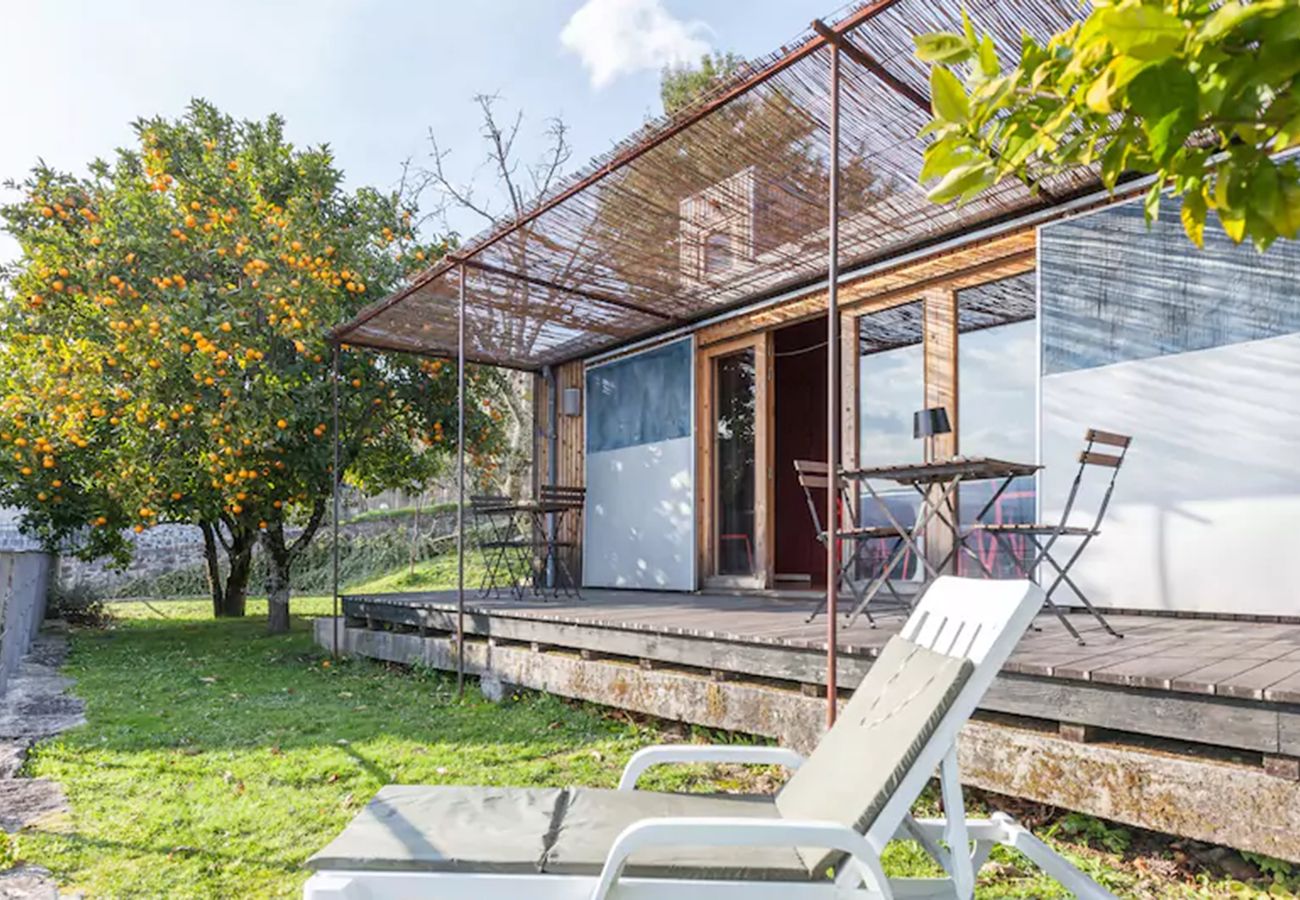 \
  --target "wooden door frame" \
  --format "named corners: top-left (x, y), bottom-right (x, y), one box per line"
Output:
top-left (696, 332), bottom-right (774, 590)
